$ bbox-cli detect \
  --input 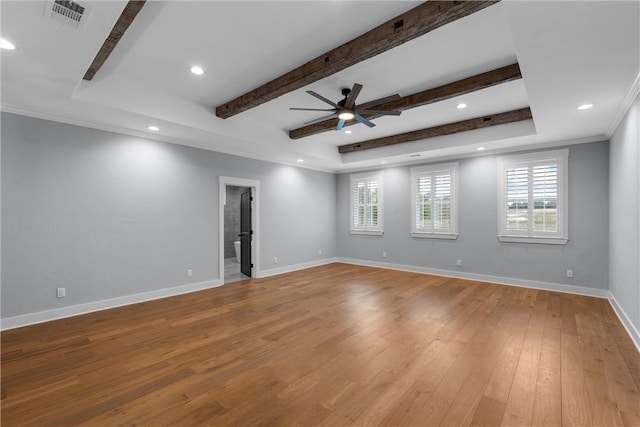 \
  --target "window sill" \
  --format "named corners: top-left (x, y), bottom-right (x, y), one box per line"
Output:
top-left (350, 230), bottom-right (384, 236)
top-left (497, 235), bottom-right (569, 245)
top-left (411, 232), bottom-right (458, 240)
